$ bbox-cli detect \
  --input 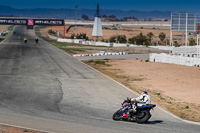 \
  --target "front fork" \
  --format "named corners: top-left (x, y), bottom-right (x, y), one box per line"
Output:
top-left (121, 107), bottom-right (130, 119)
